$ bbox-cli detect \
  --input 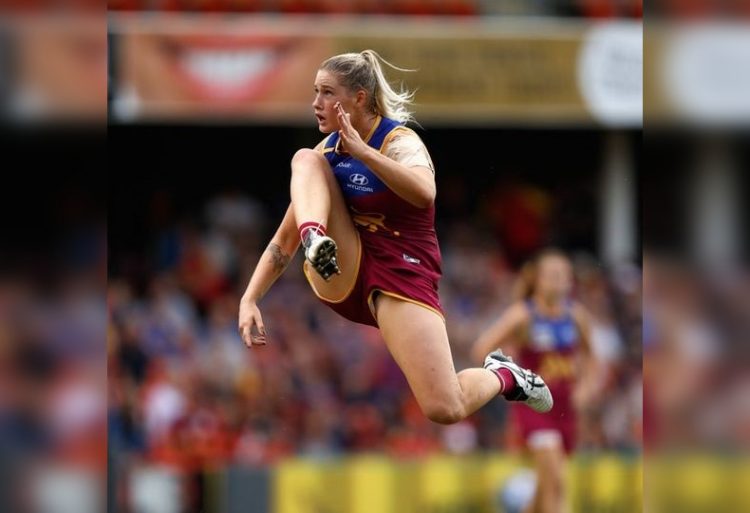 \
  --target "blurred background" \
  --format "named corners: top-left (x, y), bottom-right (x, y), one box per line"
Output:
top-left (641, 2), bottom-right (750, 513)
top-left (106, 2), bottom-right (643, 513)
top-left (2, 0), bottom-right (745, 513)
